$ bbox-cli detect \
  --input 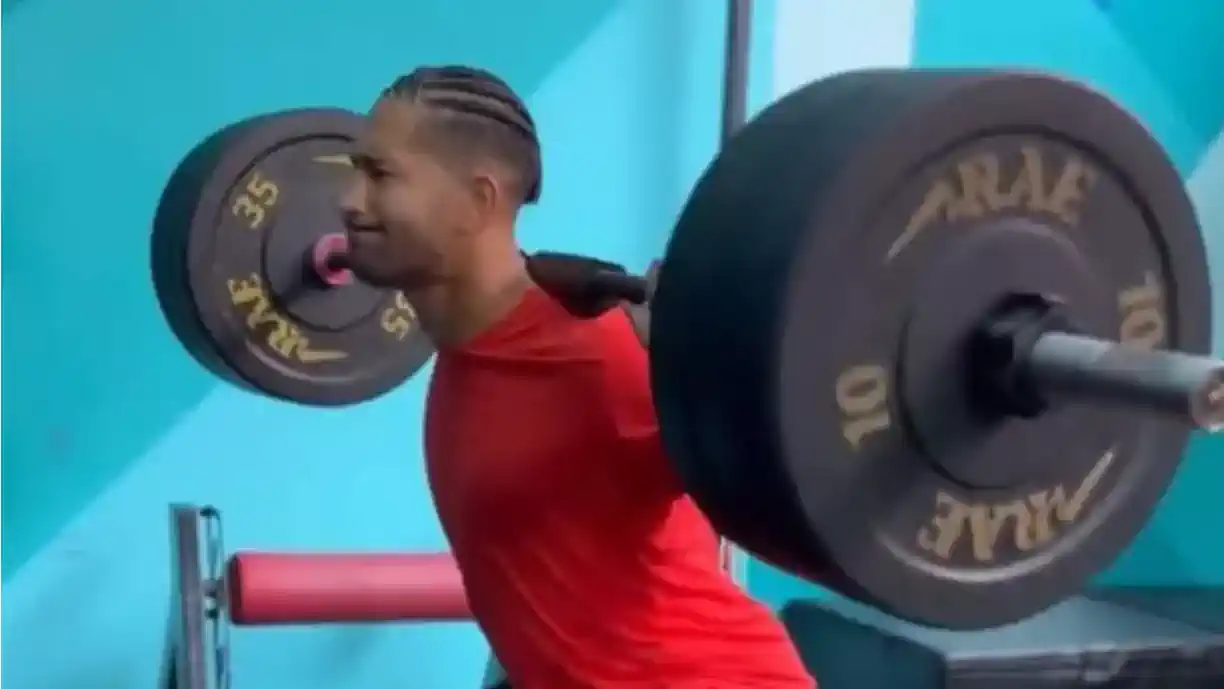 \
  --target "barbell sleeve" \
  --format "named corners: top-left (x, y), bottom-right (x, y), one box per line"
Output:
top-left (1023, 331), bottom-right (1224, 433)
